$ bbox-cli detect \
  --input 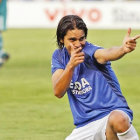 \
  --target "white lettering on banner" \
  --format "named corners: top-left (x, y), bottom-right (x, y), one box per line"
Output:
top-left (44, 8), bottom-right (101, 23)
top-left (70, 78), bottom-right (92, 95)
